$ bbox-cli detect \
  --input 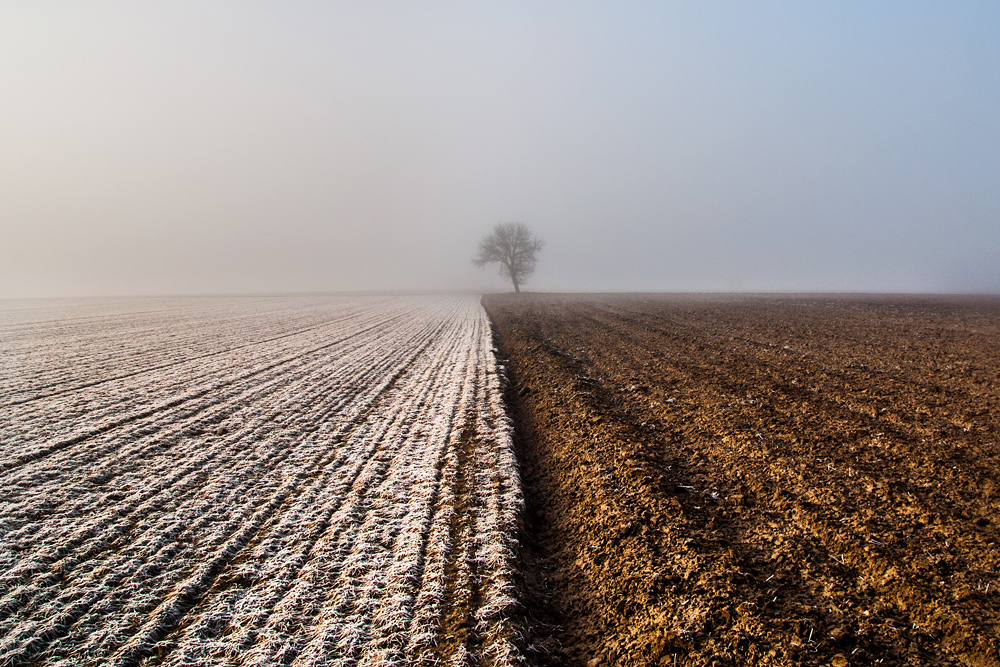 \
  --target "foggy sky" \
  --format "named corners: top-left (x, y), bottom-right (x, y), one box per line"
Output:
top-left (3, 2), bottom-right (999, 298)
